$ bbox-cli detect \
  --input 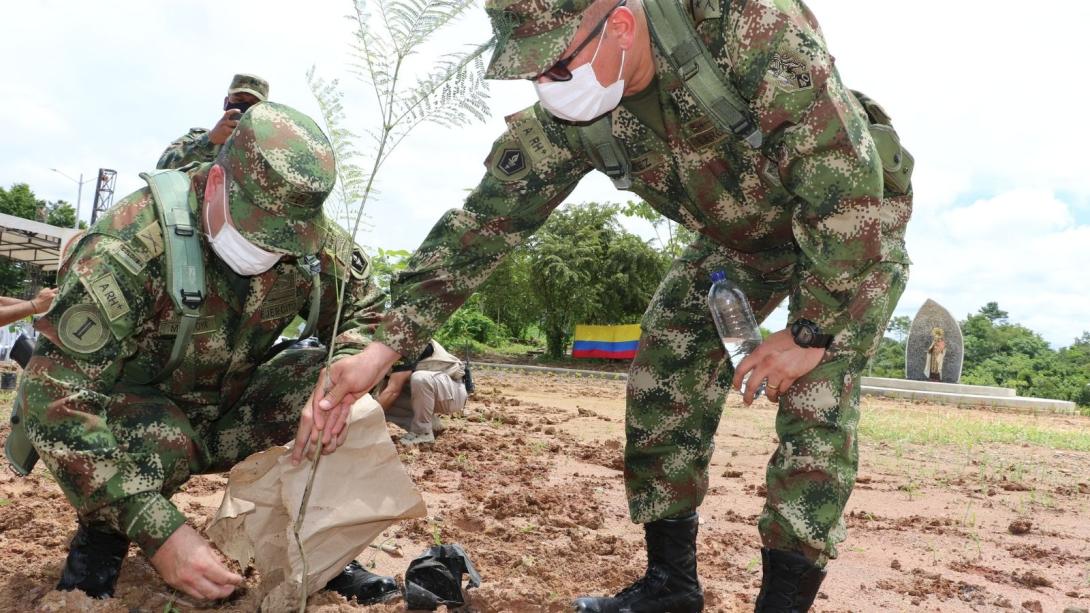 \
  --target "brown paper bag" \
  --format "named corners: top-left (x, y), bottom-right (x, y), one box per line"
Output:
top-left (207, 395), bottom-right (427, 611)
